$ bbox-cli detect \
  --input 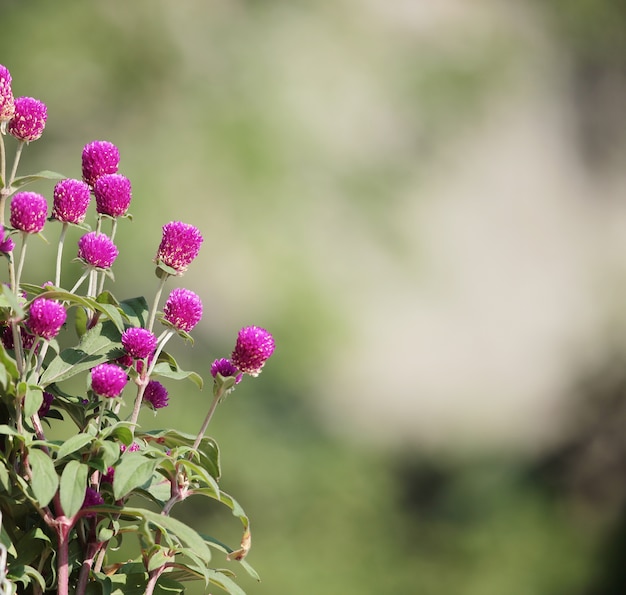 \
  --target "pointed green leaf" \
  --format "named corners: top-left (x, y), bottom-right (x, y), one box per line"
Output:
top-left (60, 460), bottom-right (88, 517)
top-left (23, 386), bottom-right (44, 418)
top-left (28, 448), bottom-right (59, 508)
top-left (56, 433), bottom-right (94, 462)
top-left (10, 170), bottom-right (65, 190)
top-left (119, 296), bottom-right (150, 328)
top-left (113, 454), bottom-right (157, 499)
